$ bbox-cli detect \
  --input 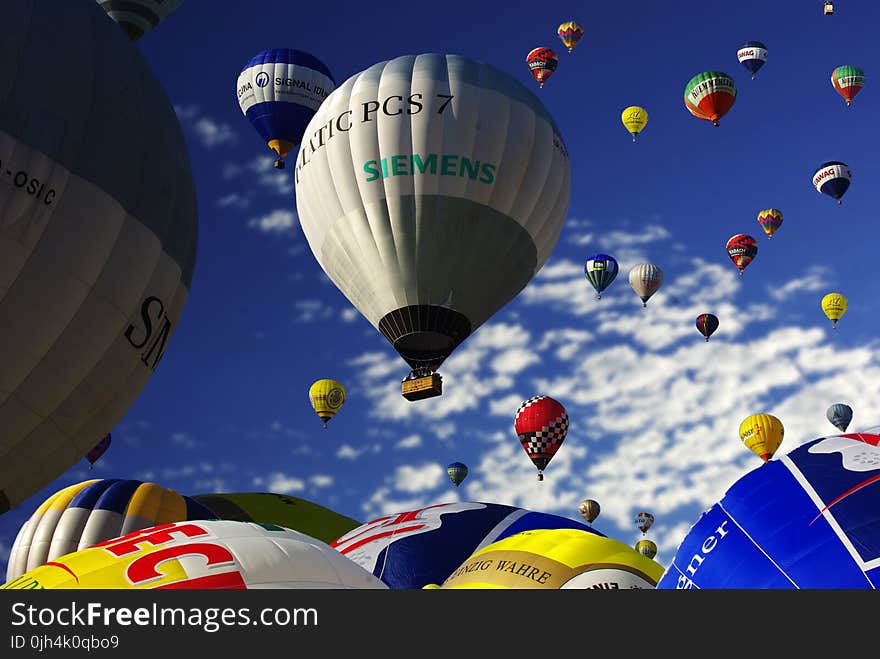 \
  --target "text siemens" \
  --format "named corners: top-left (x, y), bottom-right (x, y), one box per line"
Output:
top-left (0, 158), bottom-right (56, 205)
top-left (363, 153), bottom-right (496, 183)
top-left (294, 92), bottom-right (452, 182)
